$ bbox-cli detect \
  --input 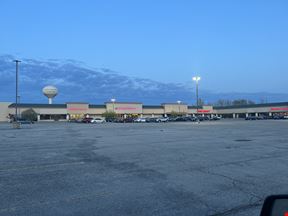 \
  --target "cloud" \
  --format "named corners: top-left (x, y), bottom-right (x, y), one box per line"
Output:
top-left (1, 55), bottom-right (288, 104)
top-left (44, 78), bottom-right (79, 87)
